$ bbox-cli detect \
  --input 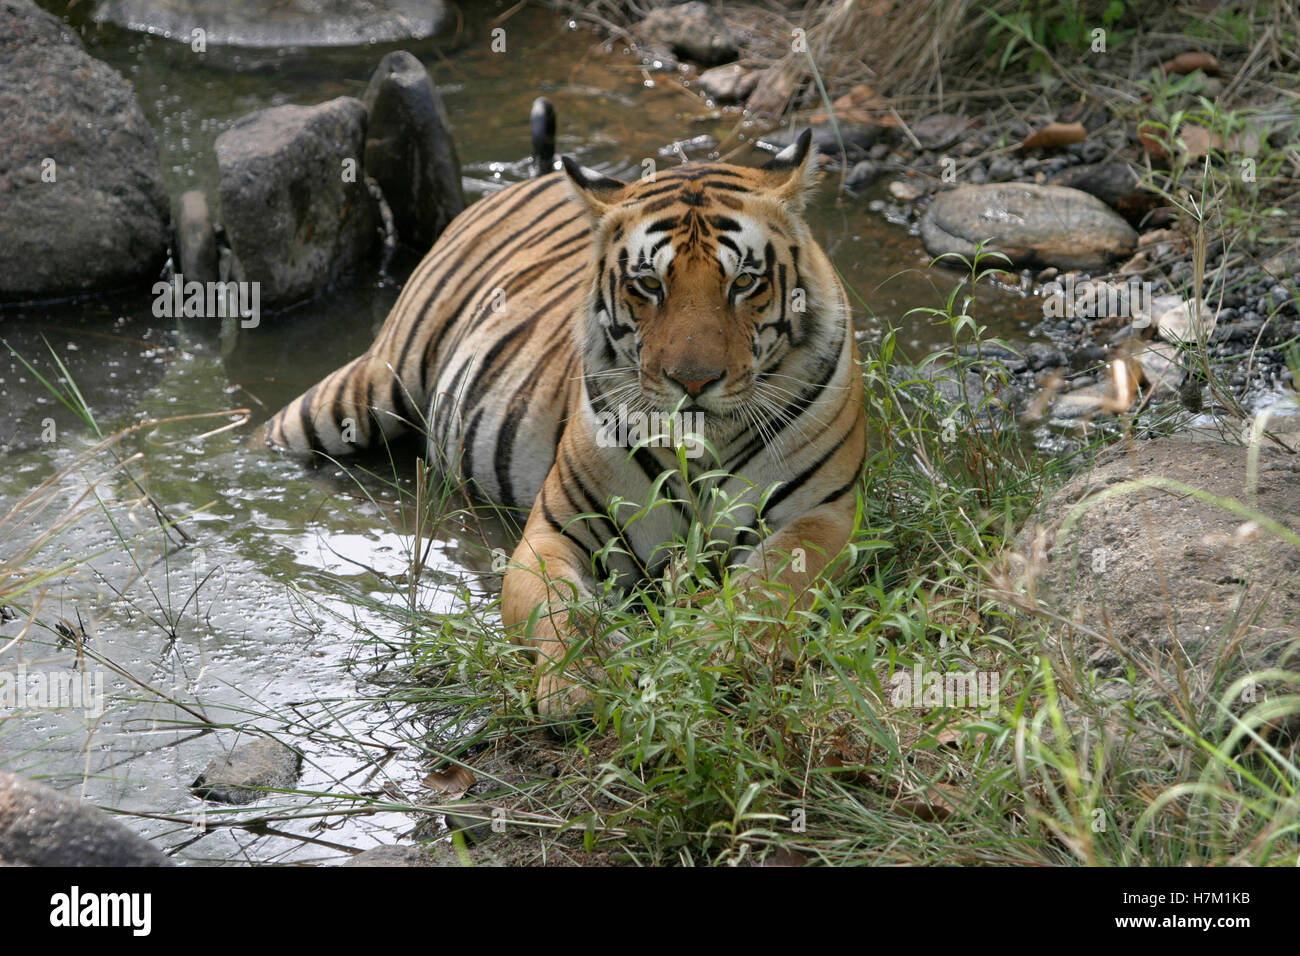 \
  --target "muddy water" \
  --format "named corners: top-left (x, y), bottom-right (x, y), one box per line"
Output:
top-left (0, 4), bottom-right (1043, 863)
